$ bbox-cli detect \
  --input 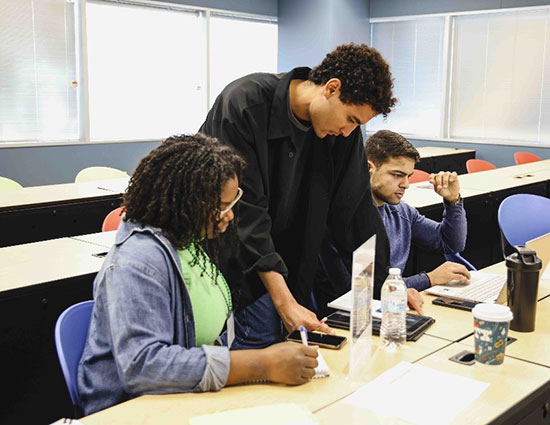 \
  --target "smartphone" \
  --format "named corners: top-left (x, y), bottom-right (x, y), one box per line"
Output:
top-left (286, 330), bottom-right (347, 349)
top-left (325, 312), bottom-right (350, 330)
top-left (432, 297), bottom-right (479, 311)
